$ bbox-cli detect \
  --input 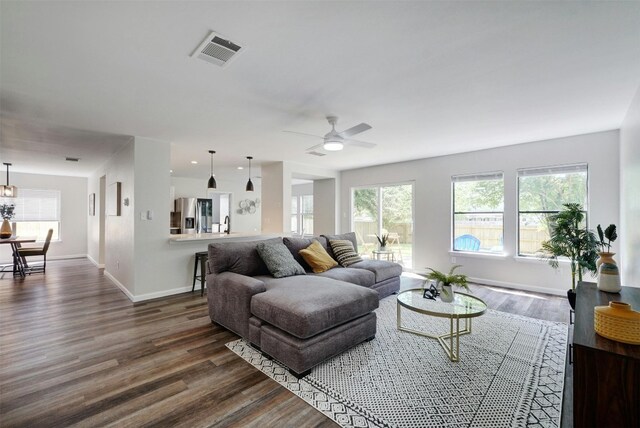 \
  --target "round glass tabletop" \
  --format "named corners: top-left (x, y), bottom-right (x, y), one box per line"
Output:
top-left (397, 288), bottom-right (487, 319)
